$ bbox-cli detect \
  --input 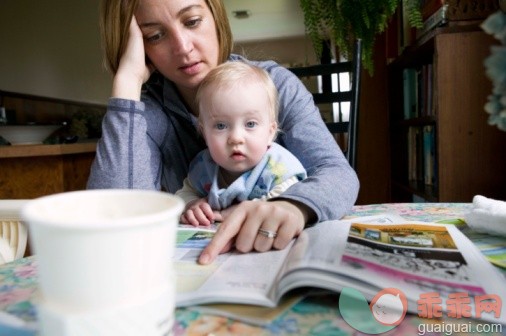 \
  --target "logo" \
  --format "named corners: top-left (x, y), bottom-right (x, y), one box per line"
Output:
top-left (339, 287), bottom-right (408, 334)
top-left (339, 288), bottom-right (503, 334)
